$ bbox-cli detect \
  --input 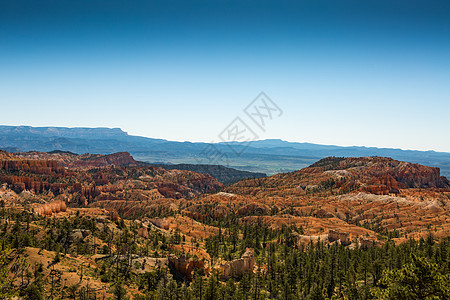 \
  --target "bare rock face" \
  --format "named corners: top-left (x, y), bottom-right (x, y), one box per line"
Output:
top-left (0, 151), bottom-right (222, 210)
top-left (328, 229), bottom-right (352, 246)
top-left (17, 151), bottom-right (141, 169)
top-left (31, 200), bottom-right (67, 216)
top-left (218, 248), bottom-right (255, 279)
top-left (67, 152), bottom-right (140, 168)
top-left (168, 254), bottom-right (206, 281)
top-left (358, 157), bottom-right (446, 189)
top-left (362, 174), bottom-right (400, 194)
top-left (227, 156), bottom-right (449, 199)
top-left (307, 157), bottom-right (449, 195)
top-left (0, 151), bottom-right (68, 194)
top-left (0, 158), bottom-right (65, 175)
top-left (0, 175), bottom-right (69, 194)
